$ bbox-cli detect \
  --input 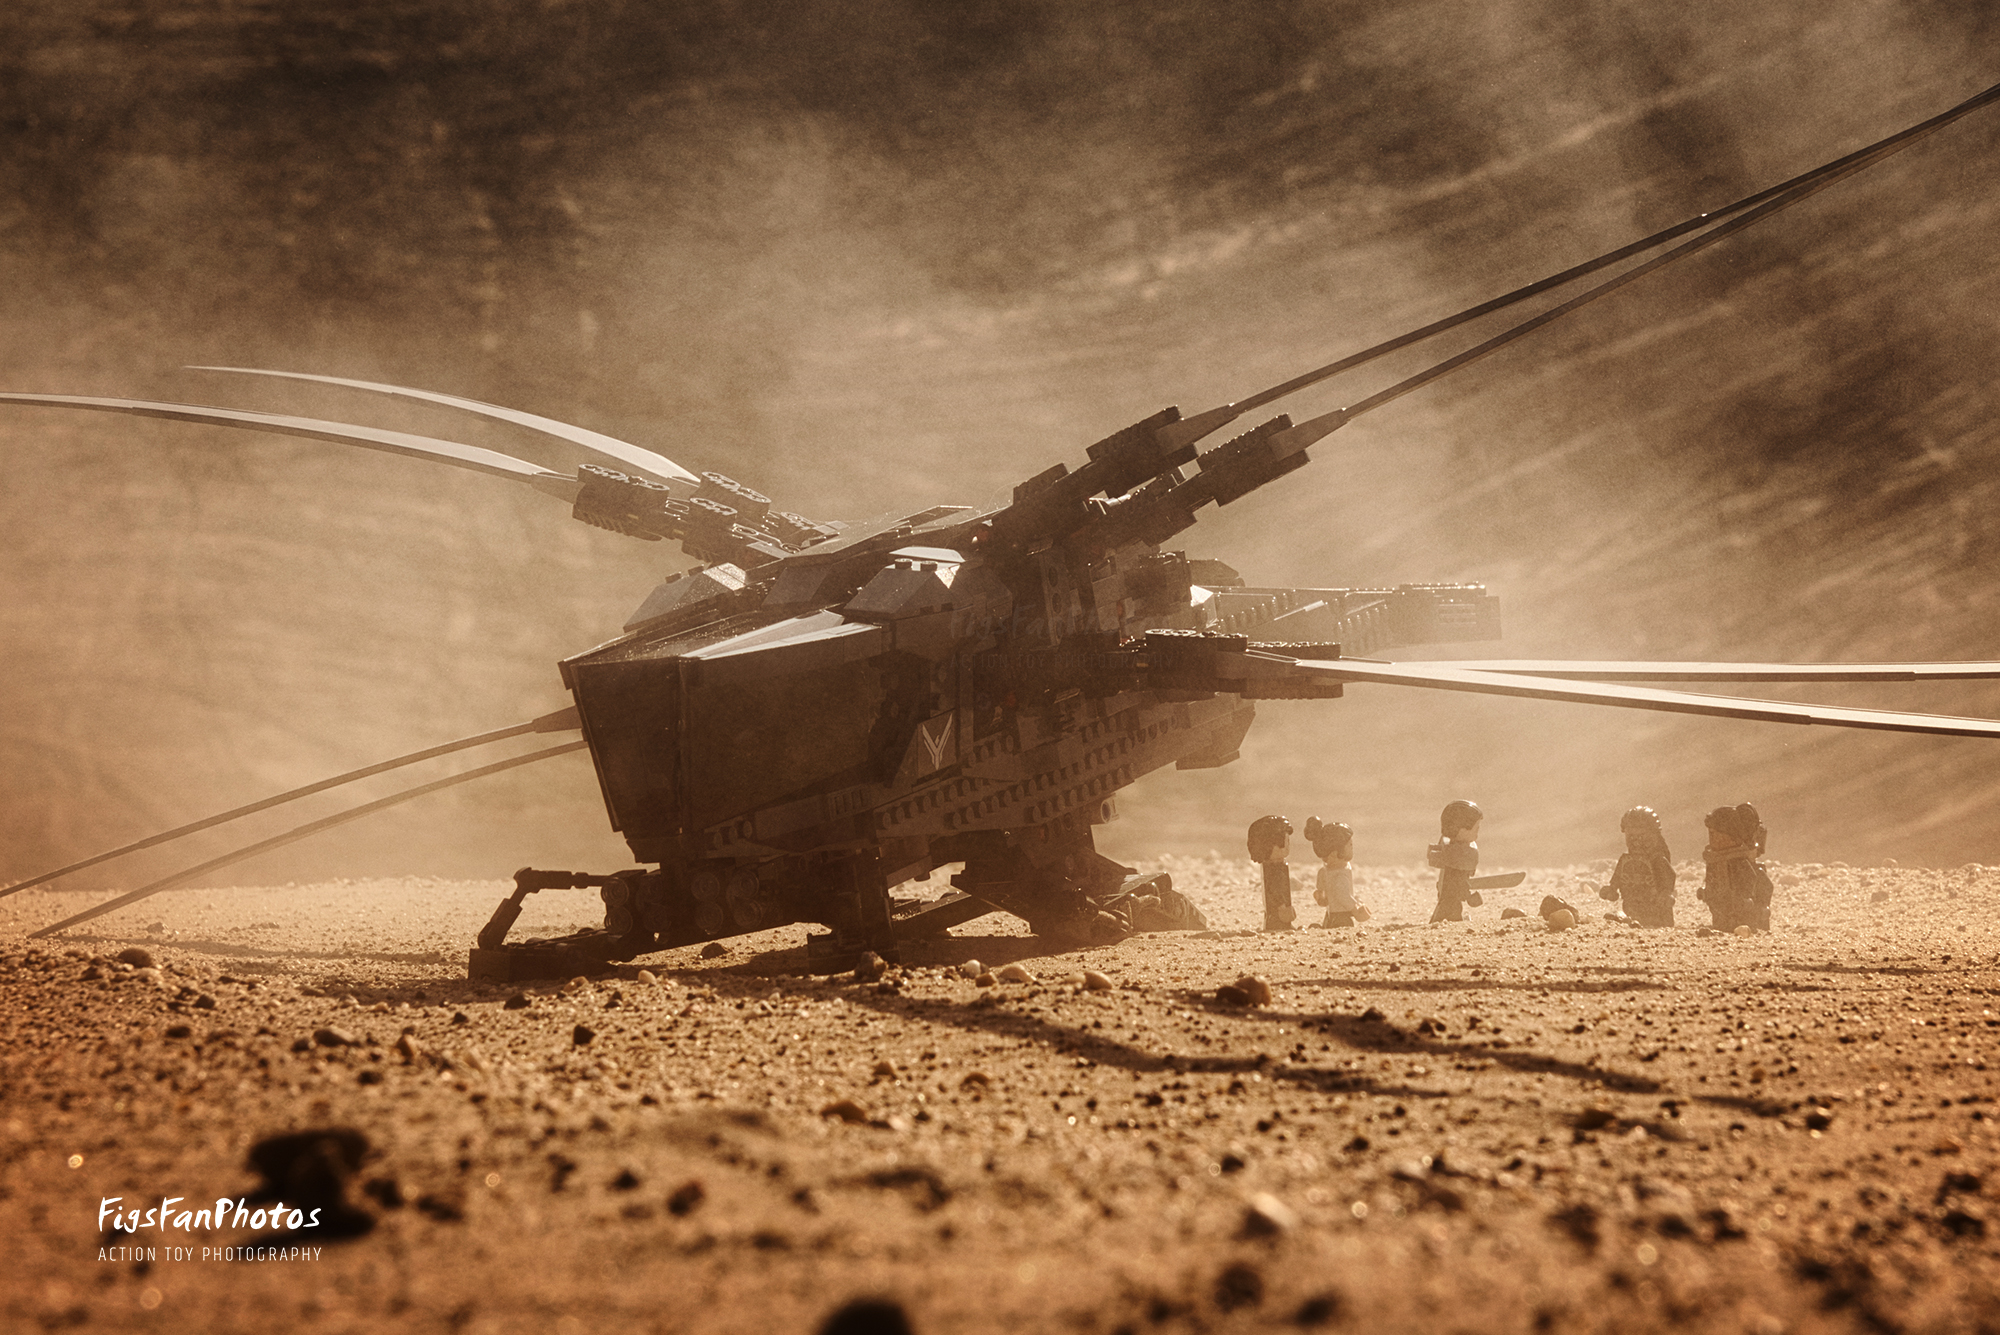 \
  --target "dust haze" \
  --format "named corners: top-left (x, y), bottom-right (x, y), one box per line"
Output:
top-left (3, 1), bottom-right (1997, 898)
